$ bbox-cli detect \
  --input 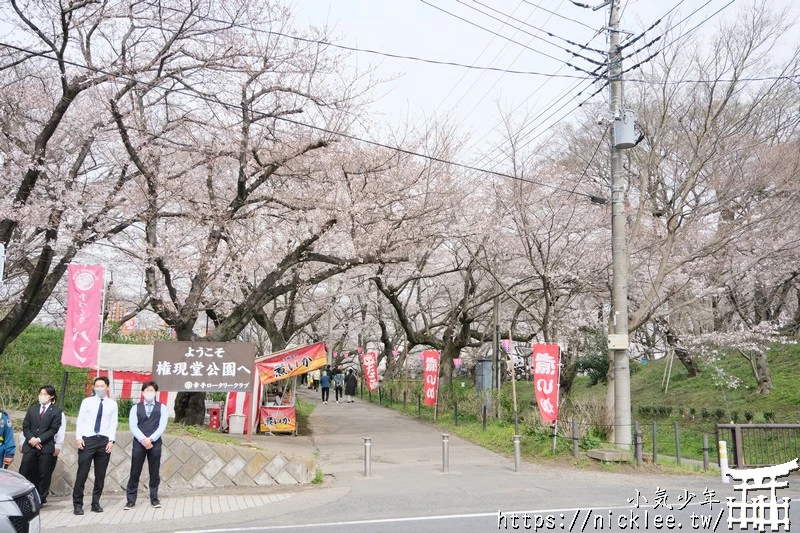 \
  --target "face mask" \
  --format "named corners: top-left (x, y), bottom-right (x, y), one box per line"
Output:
top-left (143, 392), bottom-right (156, 402)
top-left (94, 387), bottom-right (107, 398)
top-left (38, 395), bottom-right (50, 405)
